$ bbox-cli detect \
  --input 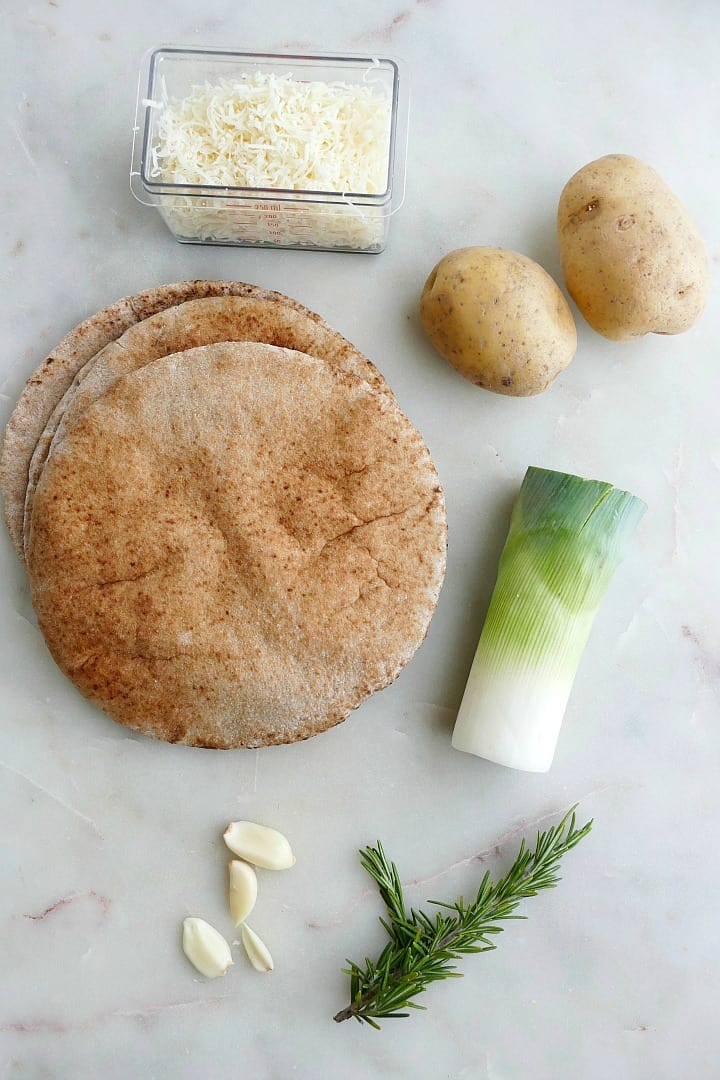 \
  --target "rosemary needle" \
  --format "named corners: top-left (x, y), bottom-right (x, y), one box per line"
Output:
top-left (333, 805), bottom-right (592, 1028)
